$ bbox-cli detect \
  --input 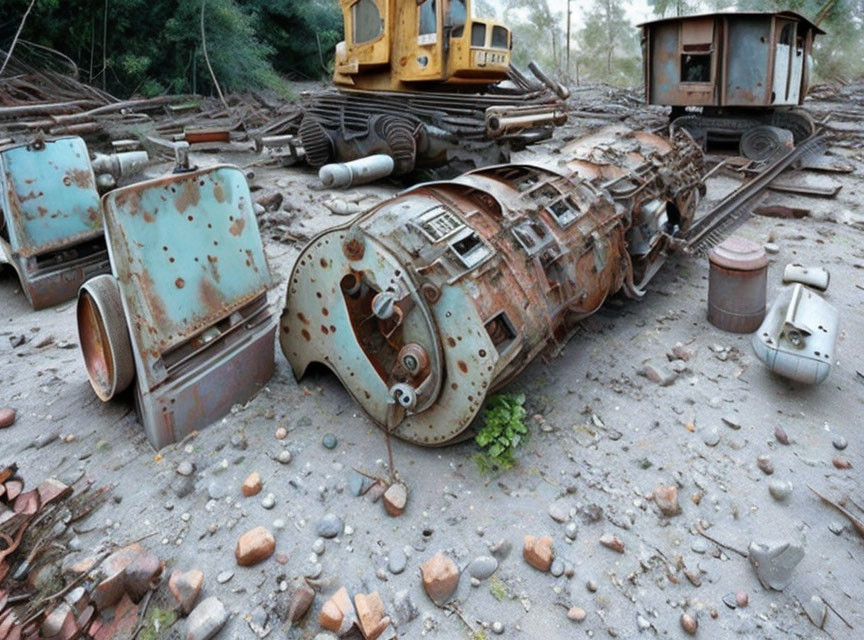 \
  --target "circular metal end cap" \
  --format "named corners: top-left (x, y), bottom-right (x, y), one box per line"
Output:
top-left (708, 236), bottom-right (767, 272)
top-left (77, 275), bottom-right (135, 402)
